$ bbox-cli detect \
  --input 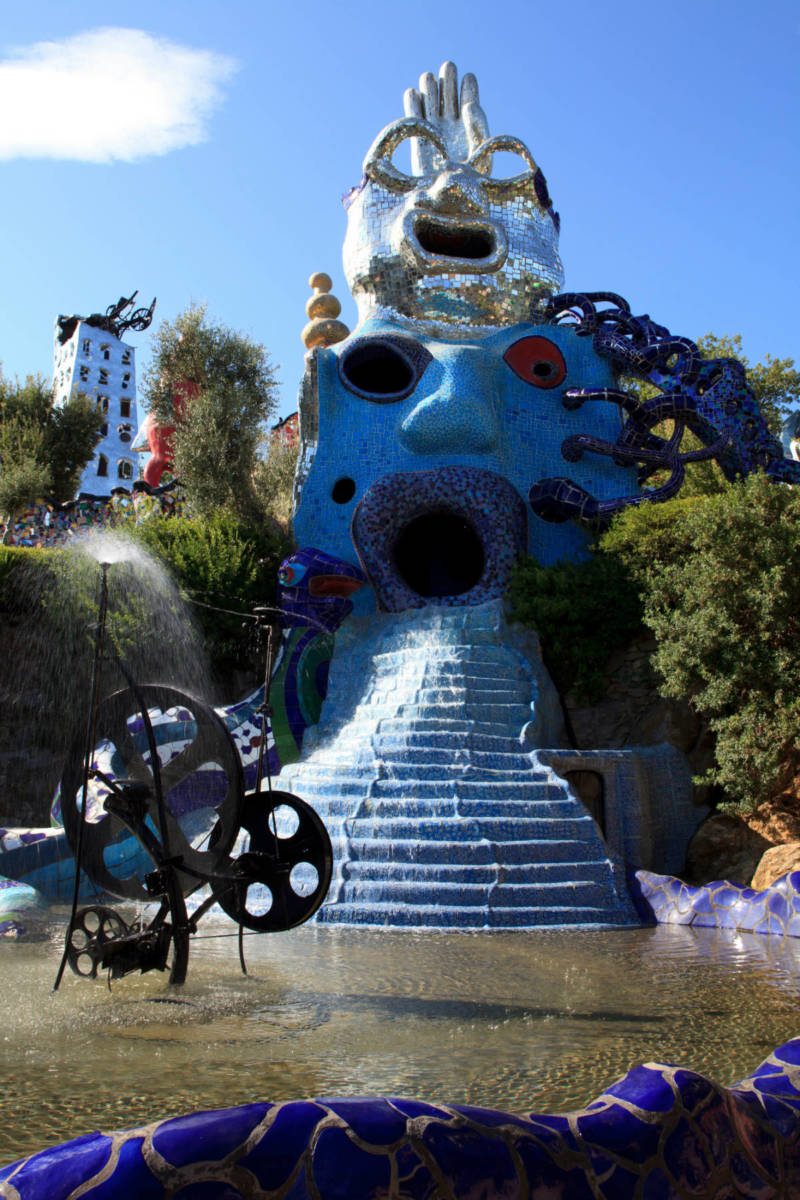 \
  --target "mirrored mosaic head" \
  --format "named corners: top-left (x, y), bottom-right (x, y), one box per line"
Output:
top-left (342, 62), bottom-right (564, 331)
